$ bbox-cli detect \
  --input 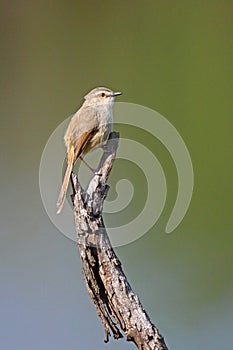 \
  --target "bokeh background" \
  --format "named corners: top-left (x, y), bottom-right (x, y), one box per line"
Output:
top-left (0, 1), bottom-right (232, 349)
